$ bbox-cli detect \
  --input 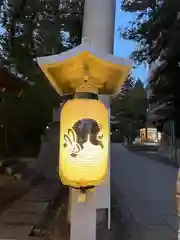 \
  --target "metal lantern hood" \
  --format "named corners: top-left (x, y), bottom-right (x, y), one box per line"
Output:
top-left (37, 42), bottom-right (132, 96)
